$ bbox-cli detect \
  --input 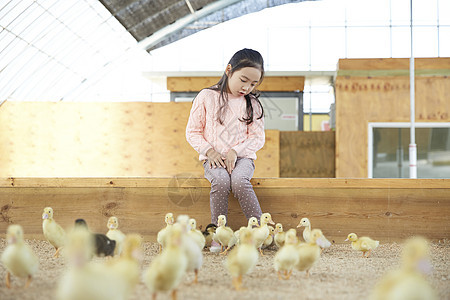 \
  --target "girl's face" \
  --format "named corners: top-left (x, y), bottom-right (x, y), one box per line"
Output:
top-left (226, 66), bottom-right (262, 97)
